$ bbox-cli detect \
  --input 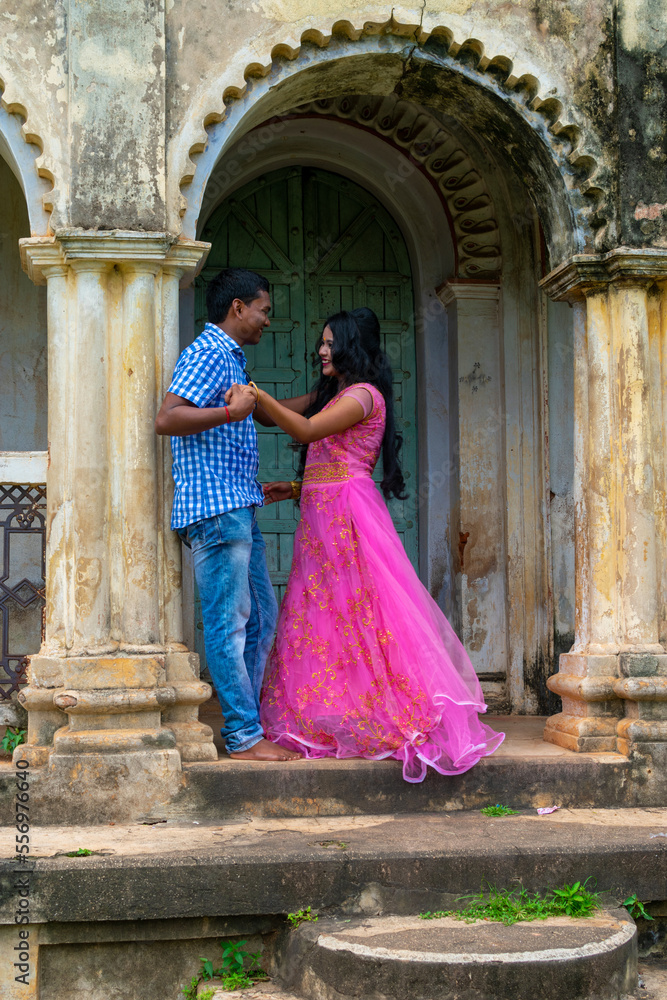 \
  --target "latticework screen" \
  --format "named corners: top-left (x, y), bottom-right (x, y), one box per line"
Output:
top-left (0, 483), bottom-right (46, 700)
